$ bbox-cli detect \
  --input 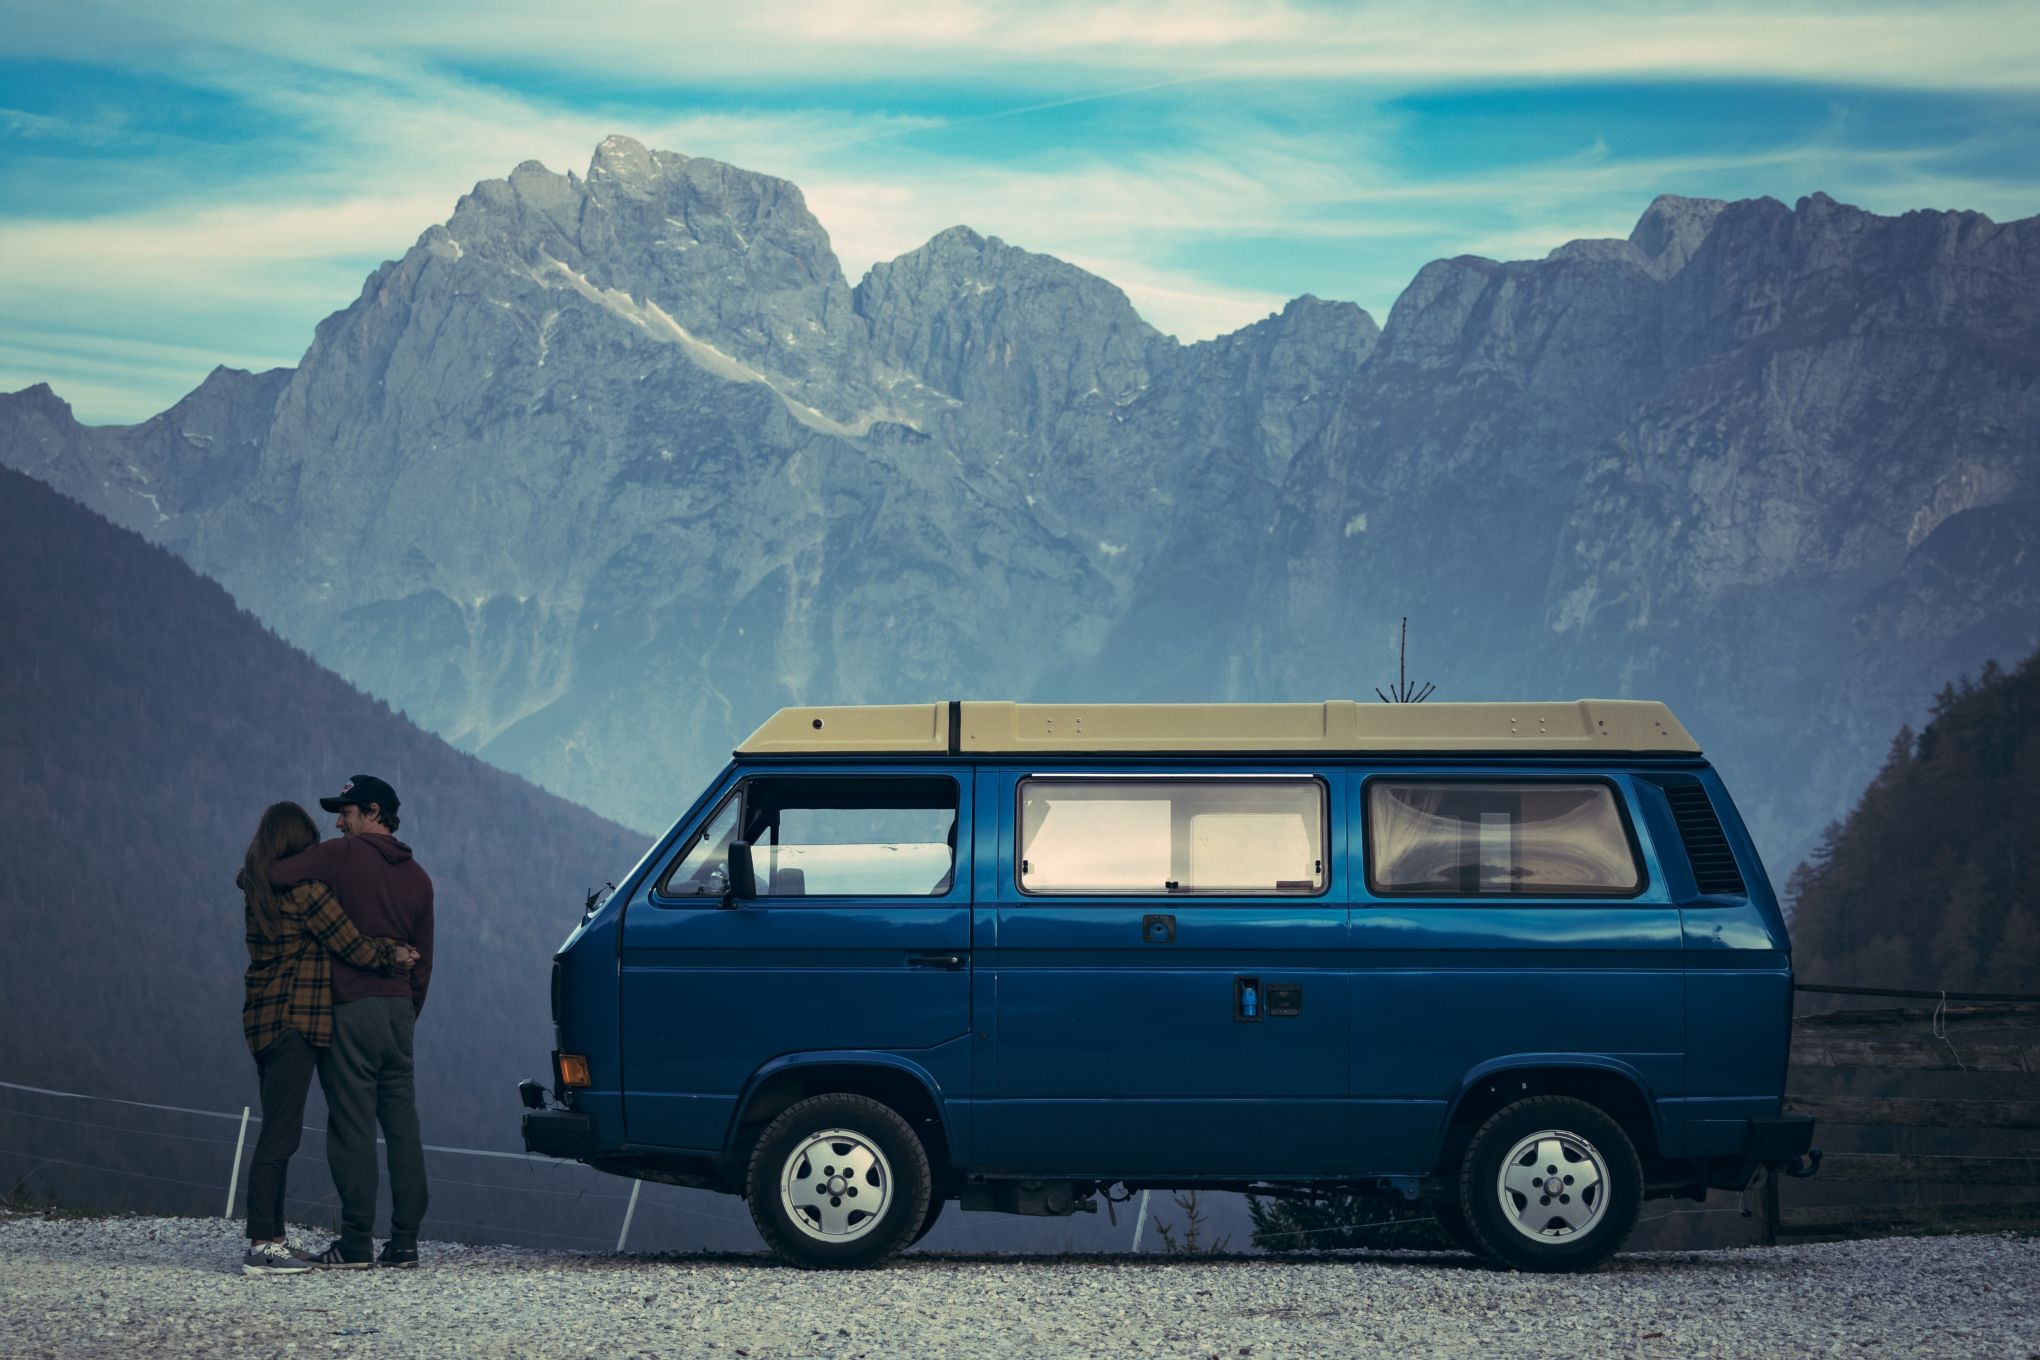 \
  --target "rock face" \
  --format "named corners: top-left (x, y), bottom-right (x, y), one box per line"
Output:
top-left (5, 139), bottom-right (2036, 880)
